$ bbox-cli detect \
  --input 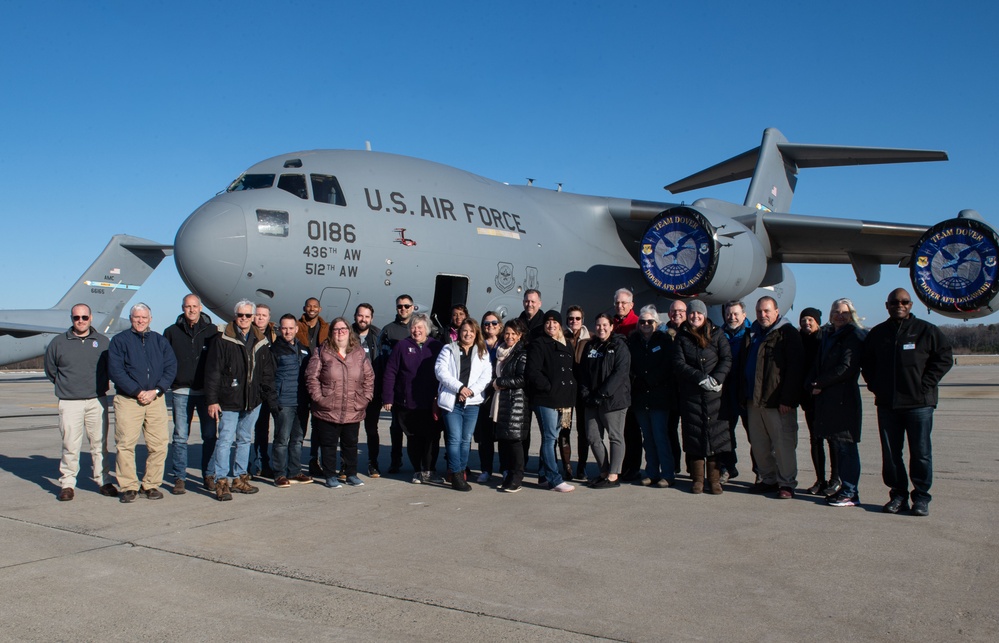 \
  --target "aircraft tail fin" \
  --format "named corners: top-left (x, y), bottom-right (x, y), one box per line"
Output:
top-left (53, 234), bottom-right (173, 319)
top-left (665, 127), bottom-right (948, 213)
